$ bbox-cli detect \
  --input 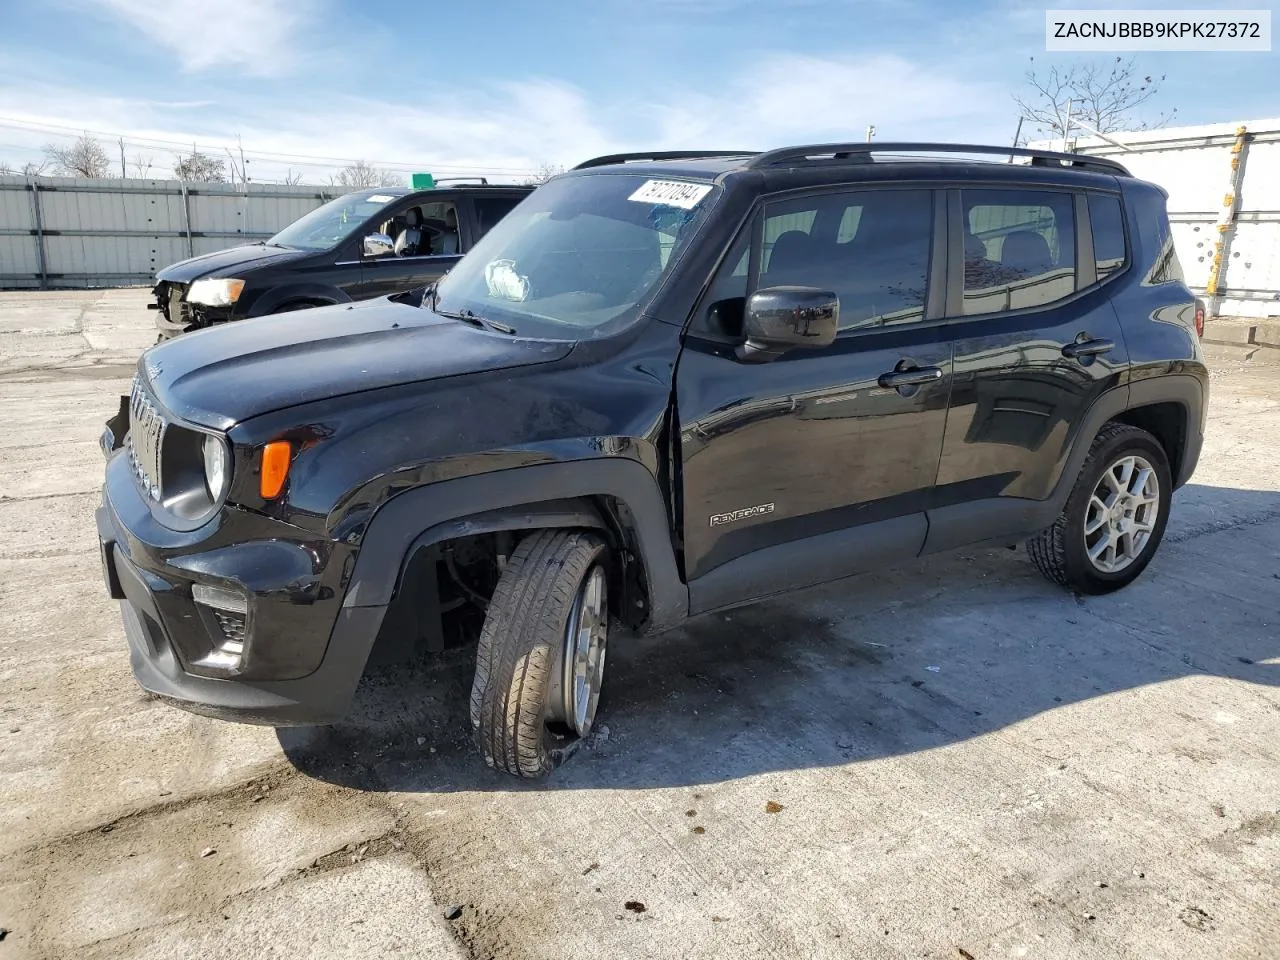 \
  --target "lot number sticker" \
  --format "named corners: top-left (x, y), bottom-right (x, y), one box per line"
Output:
top-left (628, 180), bottom-right (713, 210)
